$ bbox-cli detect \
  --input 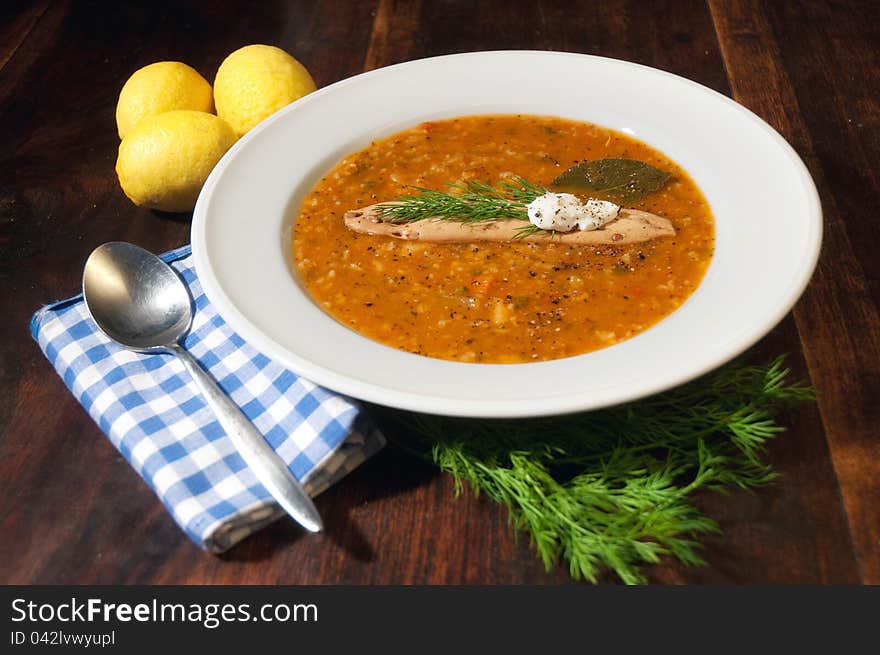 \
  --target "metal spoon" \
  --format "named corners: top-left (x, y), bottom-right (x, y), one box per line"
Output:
top-left (82, 242), bottom-right (322, 533)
